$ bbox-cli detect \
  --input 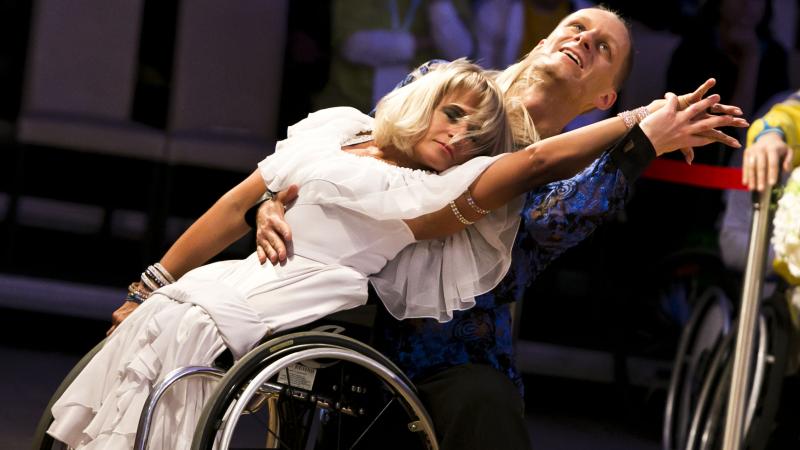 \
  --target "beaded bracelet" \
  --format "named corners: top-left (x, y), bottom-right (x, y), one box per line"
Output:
top-left (145, 266), bottom-right (169, 287)
top-left (140, 263), bottom-right (177, 291)
top-left (130, 263), bottom-right (176, 304)
top-left (465, 191), bottom-right (490, 216)
top-left (140, 272), bottom-right (160, 291)
top-left (449, 200), bottom-right (474, 225)
top-left (153, 262), bottom-right (176, 283)
top-left (126, 282), bottom-right (150, 304)
top-left (618, 106), bottom-right (650, 129)
top-left (126, 292), bottom-right (147, 304)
